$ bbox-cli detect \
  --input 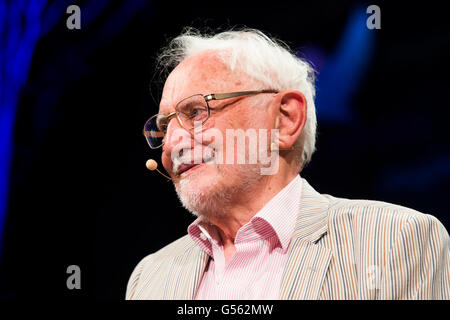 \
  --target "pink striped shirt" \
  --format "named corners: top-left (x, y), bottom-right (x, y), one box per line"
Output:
top-left (187, 175), bottom-right (303, 299)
